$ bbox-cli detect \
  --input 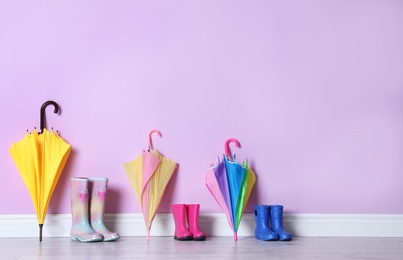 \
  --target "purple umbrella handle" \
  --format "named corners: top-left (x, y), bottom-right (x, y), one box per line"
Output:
top-left (224, 138), bottom-right (240, 159)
